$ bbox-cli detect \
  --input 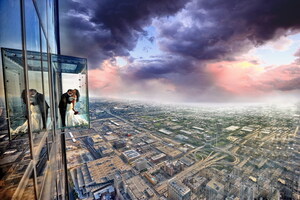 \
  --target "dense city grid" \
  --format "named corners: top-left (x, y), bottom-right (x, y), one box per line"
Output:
top-left (66, 98), bottom-right (300, 199)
